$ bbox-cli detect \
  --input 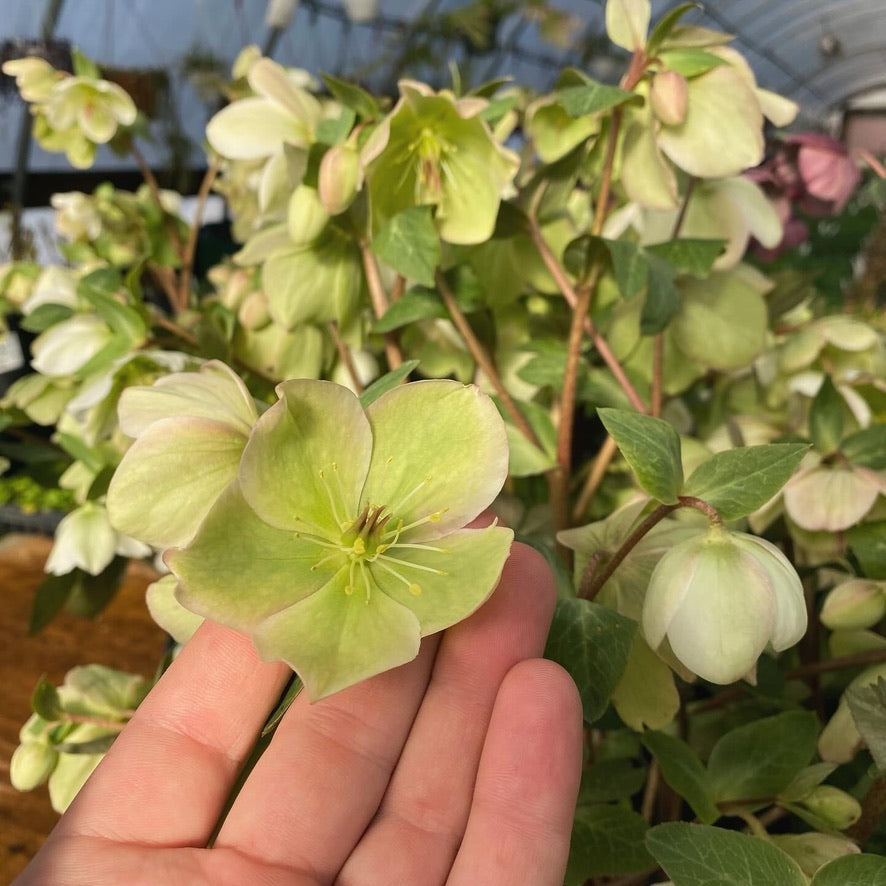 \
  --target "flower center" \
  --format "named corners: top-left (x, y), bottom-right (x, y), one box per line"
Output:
top-left (294, 464), bottom-right (451, 603)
